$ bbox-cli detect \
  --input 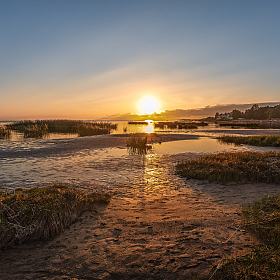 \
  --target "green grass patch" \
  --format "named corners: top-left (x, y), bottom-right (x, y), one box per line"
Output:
top-left (176, 151), bottom-right (280, 184)
top-left (0, 185), bottom-right (110, 249)
top-left (213, 194), bottom-right (280, 279)
top-left (219, 135), bottom-right (280, 147)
